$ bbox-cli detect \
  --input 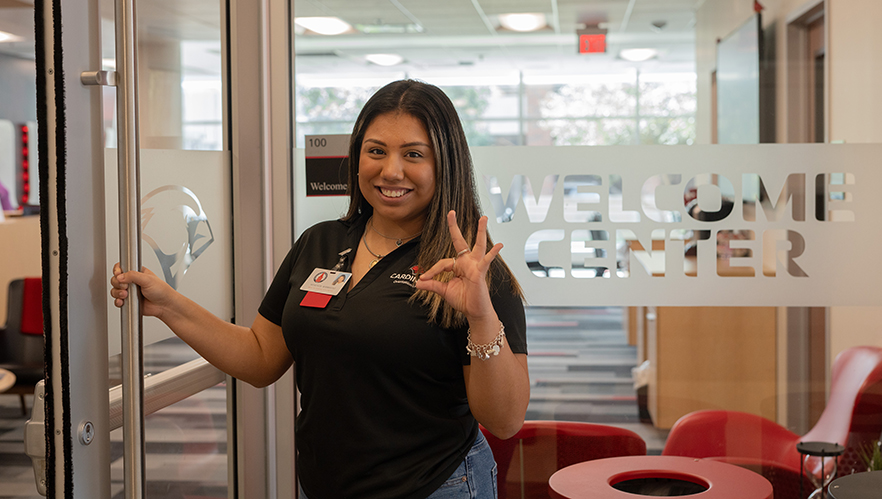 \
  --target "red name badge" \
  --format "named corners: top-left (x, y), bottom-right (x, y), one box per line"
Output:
top-left (300, 291), bottom-right (333, 308)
